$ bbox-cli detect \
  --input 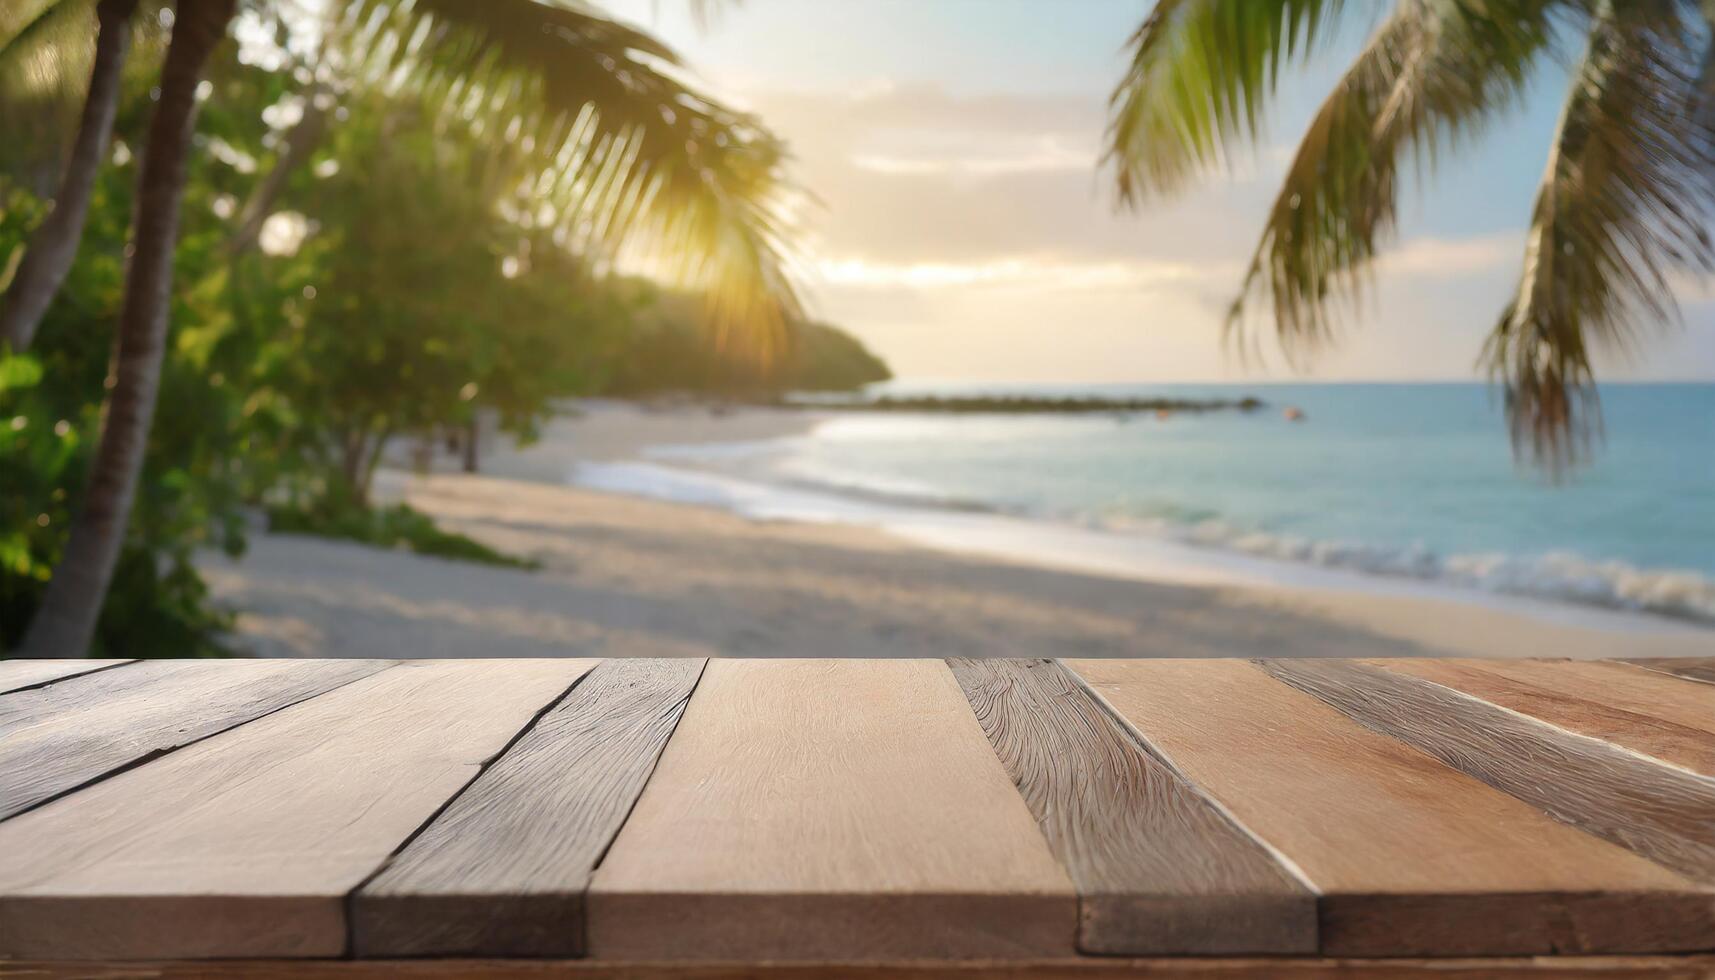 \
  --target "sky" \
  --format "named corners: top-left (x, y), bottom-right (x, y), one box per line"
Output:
top-left (602, 0), bottom-right (1715, 384)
